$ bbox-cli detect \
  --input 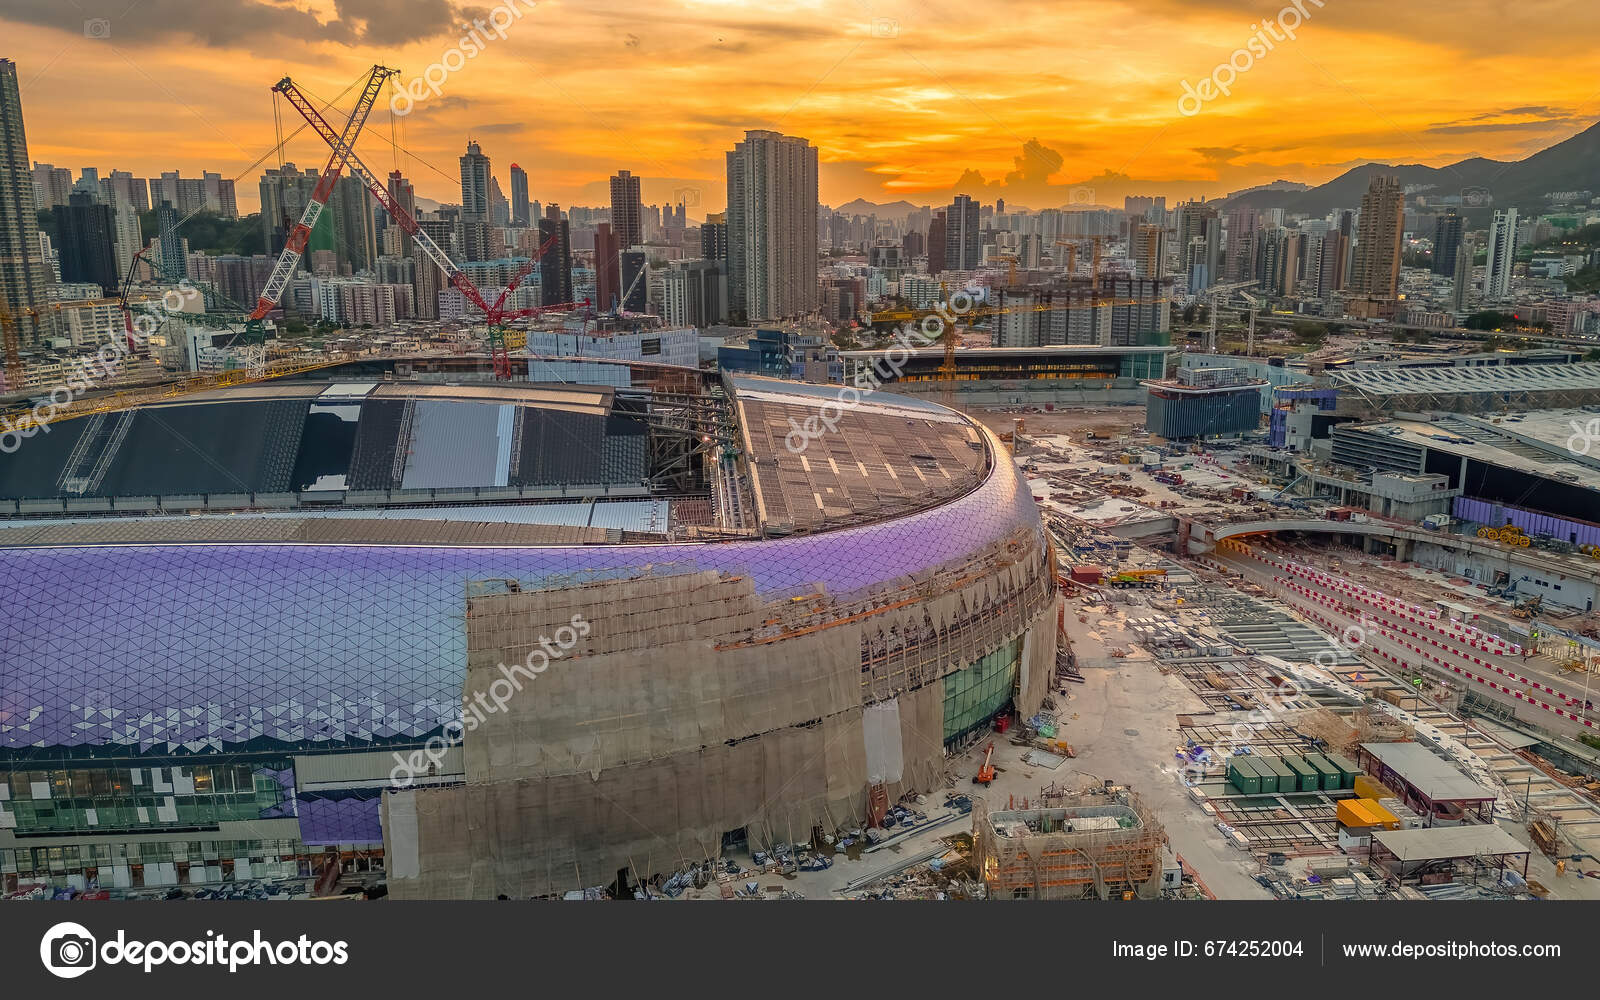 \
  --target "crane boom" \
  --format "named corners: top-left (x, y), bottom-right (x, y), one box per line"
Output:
top-left (249, 66), bottom-right (397, 321)
top-left (273, 76), bottom-right (491, 316)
